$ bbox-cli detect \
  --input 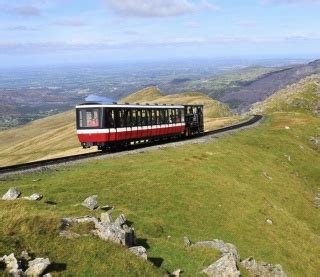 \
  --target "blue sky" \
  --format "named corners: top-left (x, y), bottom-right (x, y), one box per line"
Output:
top-left (0, 0), bottom-right (319, 67)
